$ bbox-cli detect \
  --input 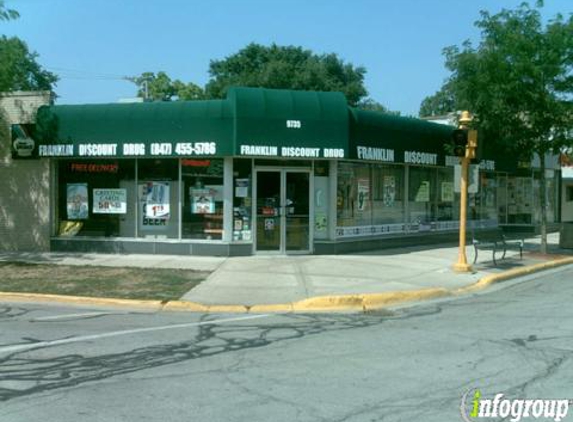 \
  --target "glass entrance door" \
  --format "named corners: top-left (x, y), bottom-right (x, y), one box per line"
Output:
top-left (255, 169), bottom-right (311, 253)
top-left (285, 171), bottom-right (310, 252)
top-left (255, 171), bottom-right (281, 252)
